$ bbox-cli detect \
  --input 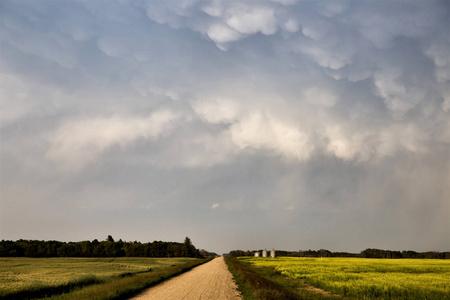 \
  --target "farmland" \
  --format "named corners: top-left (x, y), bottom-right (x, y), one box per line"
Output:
top-left (239, 257), bottom-right (450, 299)
top-left (0, 257), bottom-right (199, 298)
